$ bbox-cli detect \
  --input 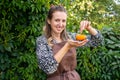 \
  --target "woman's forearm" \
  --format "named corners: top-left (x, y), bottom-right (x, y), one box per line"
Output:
top-left (54, 43), bottom-right (70, 63)
top-left (87, 26), bottom-right (98, 35)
